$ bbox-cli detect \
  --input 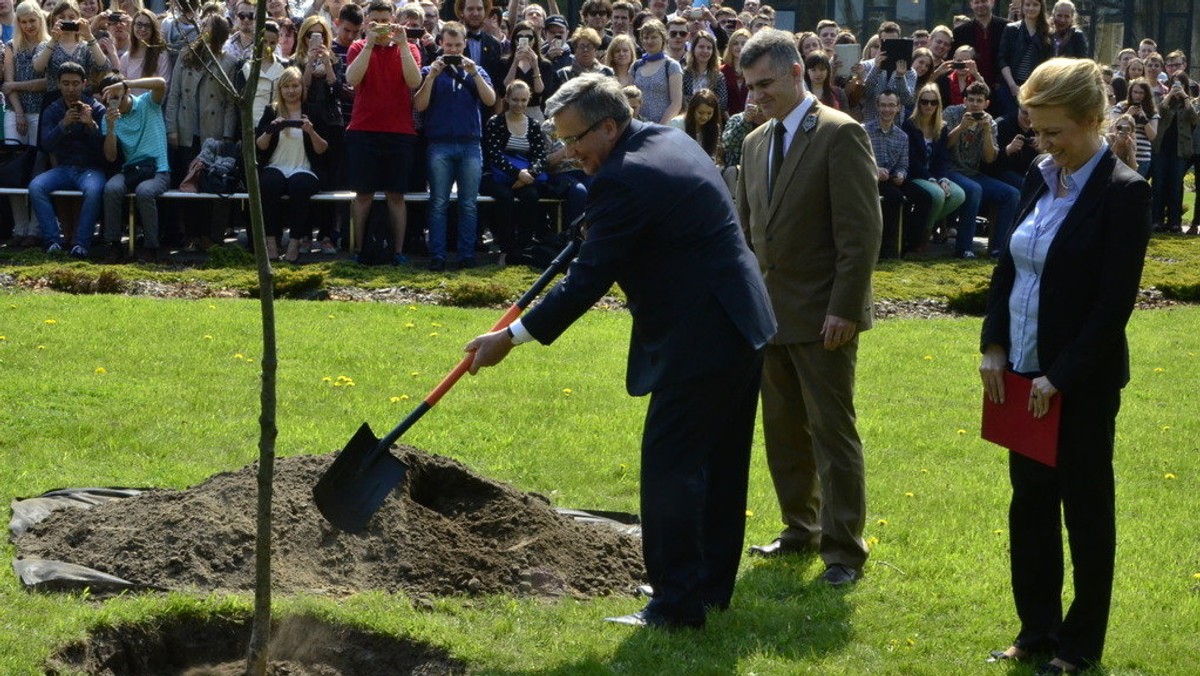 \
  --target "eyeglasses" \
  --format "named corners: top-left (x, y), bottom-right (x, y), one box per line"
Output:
top-left (133, 21), bottom-right (153, 29)
top-left (557, 117), bottom-right (606, 146)
top-left (587, 11), bottom-right (610, 17)
top-left (1166, 62), bottom-right (1185, 69)
top-left (1116, 126), bottom-right (1132, 133)
top-left (918, 98), bottom-right (939, 105)
top-left (669, 30), bottom-right (688, 37)
top-left (237, 11), bottom-right (255, 20)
